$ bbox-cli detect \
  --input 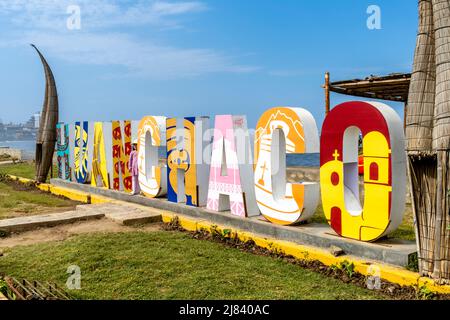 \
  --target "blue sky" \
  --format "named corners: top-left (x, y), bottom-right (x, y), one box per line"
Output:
top-left (0, 0), bottom-right (417, 128)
